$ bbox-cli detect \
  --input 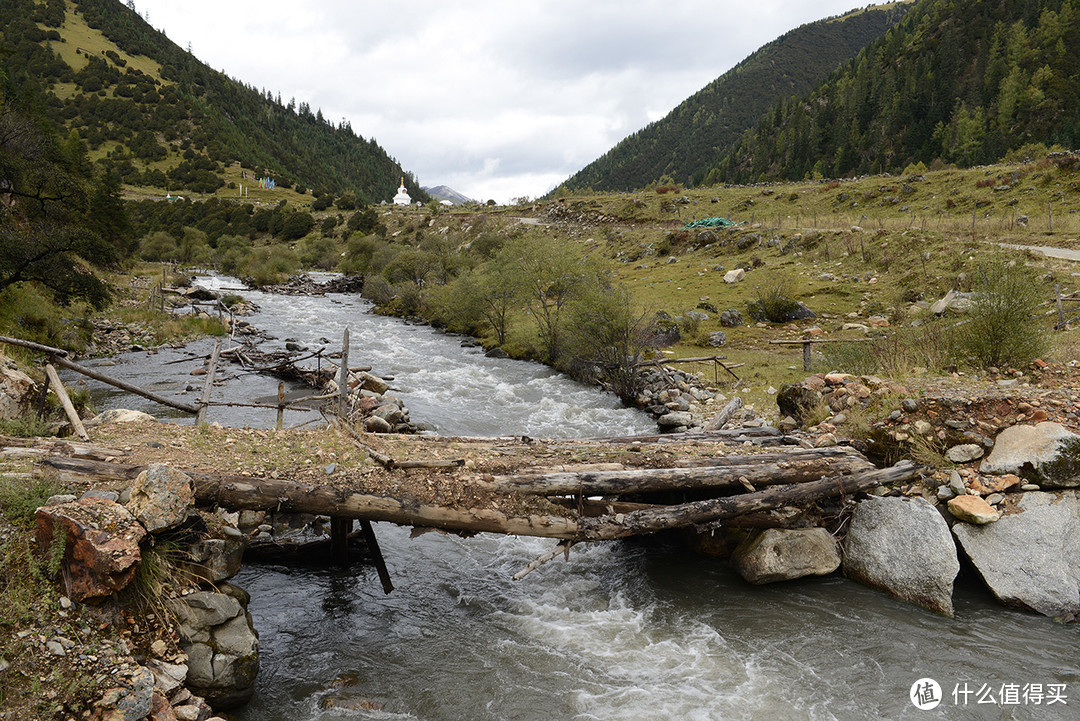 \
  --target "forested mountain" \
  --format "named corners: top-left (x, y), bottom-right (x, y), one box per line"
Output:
top-left (559, 2), bottom-right (913, 193)
top-left (2, 0), bottom-right (425, 203)
top-left (712, 0), bottom-right (1080, 183)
